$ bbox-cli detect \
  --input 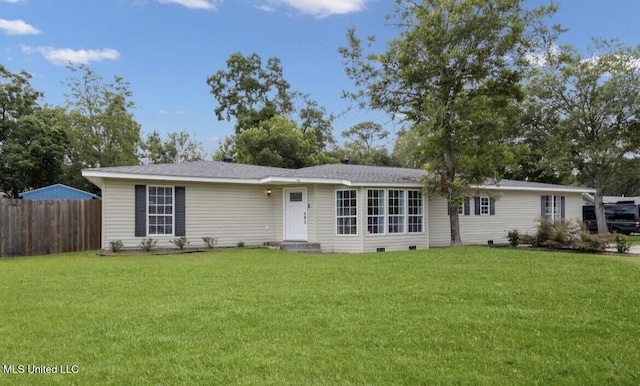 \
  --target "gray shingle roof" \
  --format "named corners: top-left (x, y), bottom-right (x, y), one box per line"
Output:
top-left (284, 164), bottom-right (425, 183)
top-left (88, 161), bottom-right (291, 179)
top-left (84, 161), bottom-right (592, 191)
top-left (481, 179), bottom-right (587, 191)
